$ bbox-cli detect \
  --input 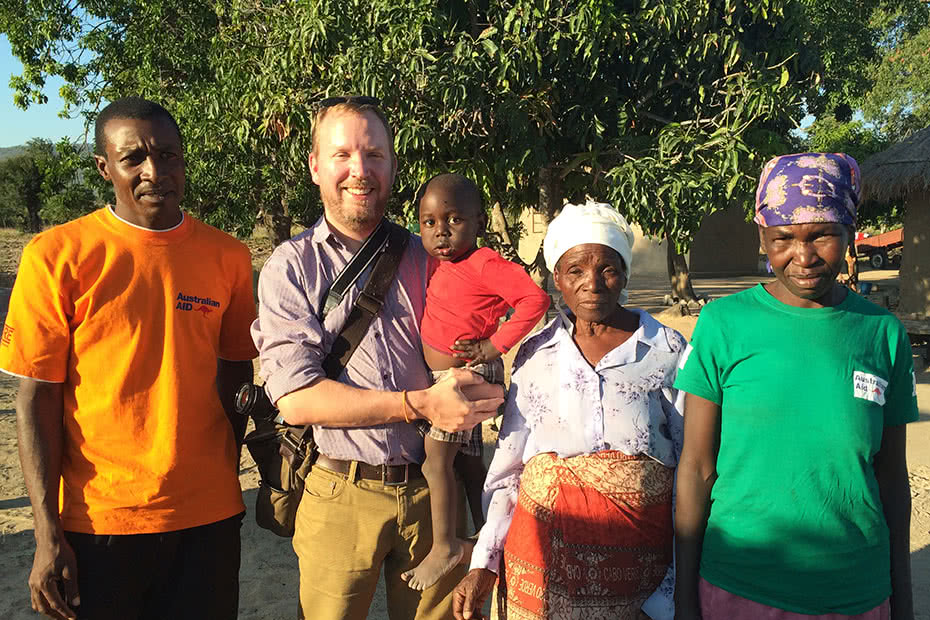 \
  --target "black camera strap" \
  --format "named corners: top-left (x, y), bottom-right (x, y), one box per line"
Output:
top-left (320, 218), bottom-right (393, 319)
top-left (290, 219), bottom-right (410, 449)
top-left (244, 220), bottom-right (410, 451)
top-left (322, 222), bottom-right (409, 378)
